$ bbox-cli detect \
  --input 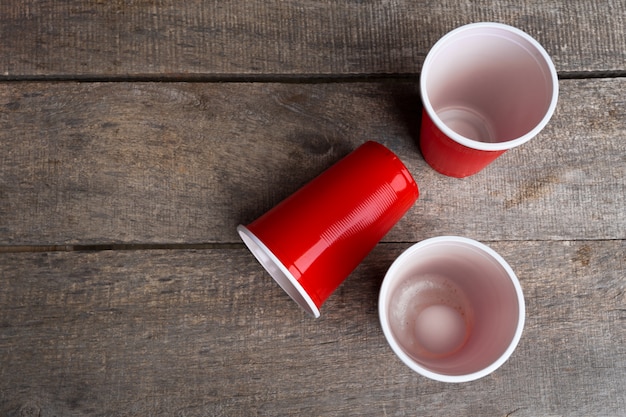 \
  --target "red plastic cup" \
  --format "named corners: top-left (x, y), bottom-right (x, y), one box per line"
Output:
top-left (420, 23), bottom-right (559, 178)
top-left (238, 141), bottom-right (419, 318)
top-left (379, 236), bottom-right (525, 382)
